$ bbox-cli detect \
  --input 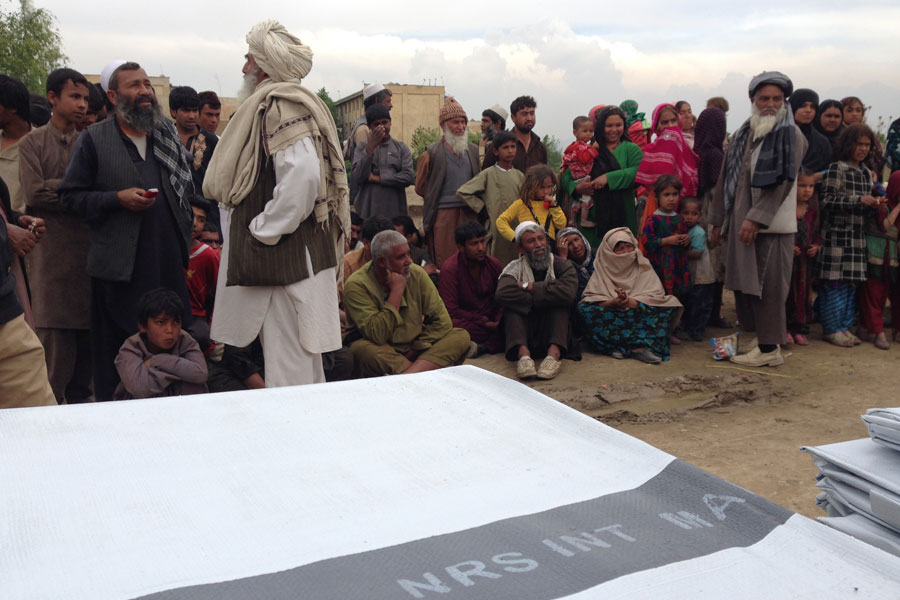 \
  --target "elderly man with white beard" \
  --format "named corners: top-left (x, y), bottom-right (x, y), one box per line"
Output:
top-left (710, 71), bottom-right (807, 368)
top-left (495, 222), bottom-right (578, 381)
top-left (414, 97), bottom-right (480, 268)
top-left (203, 20), bottom-right (350, 387)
